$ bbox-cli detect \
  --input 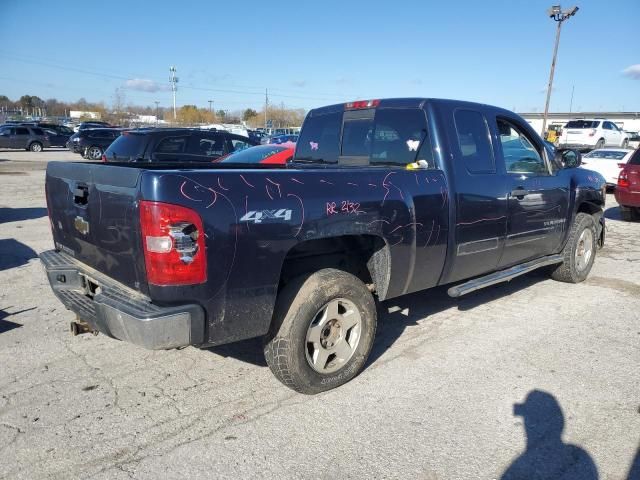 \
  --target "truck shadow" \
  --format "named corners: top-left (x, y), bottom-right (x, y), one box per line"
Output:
top-left (208, 270), bottom-right (548, 370)
top-left (604, 206), bottom-right (622, 220)
top-left (0, 238), bottom-right (38, 271)
top-left (0, 207), bottom-right (48, 224)
top-left (366, 271), bottom-right (547, 367)
top-left (0, 306), bottom-right (35, 334)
